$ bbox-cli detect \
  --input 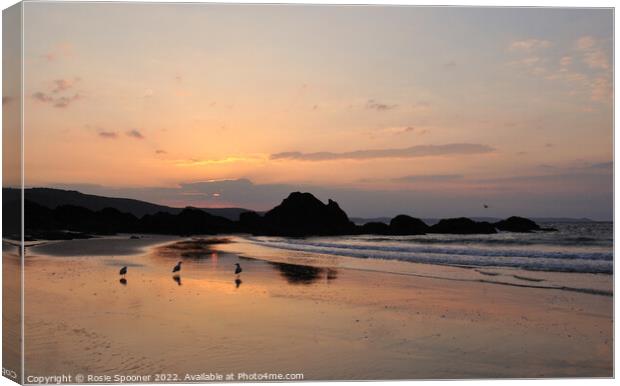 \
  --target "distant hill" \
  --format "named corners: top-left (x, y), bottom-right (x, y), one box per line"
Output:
top-left (3, 188), bottom-right (251, 220)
